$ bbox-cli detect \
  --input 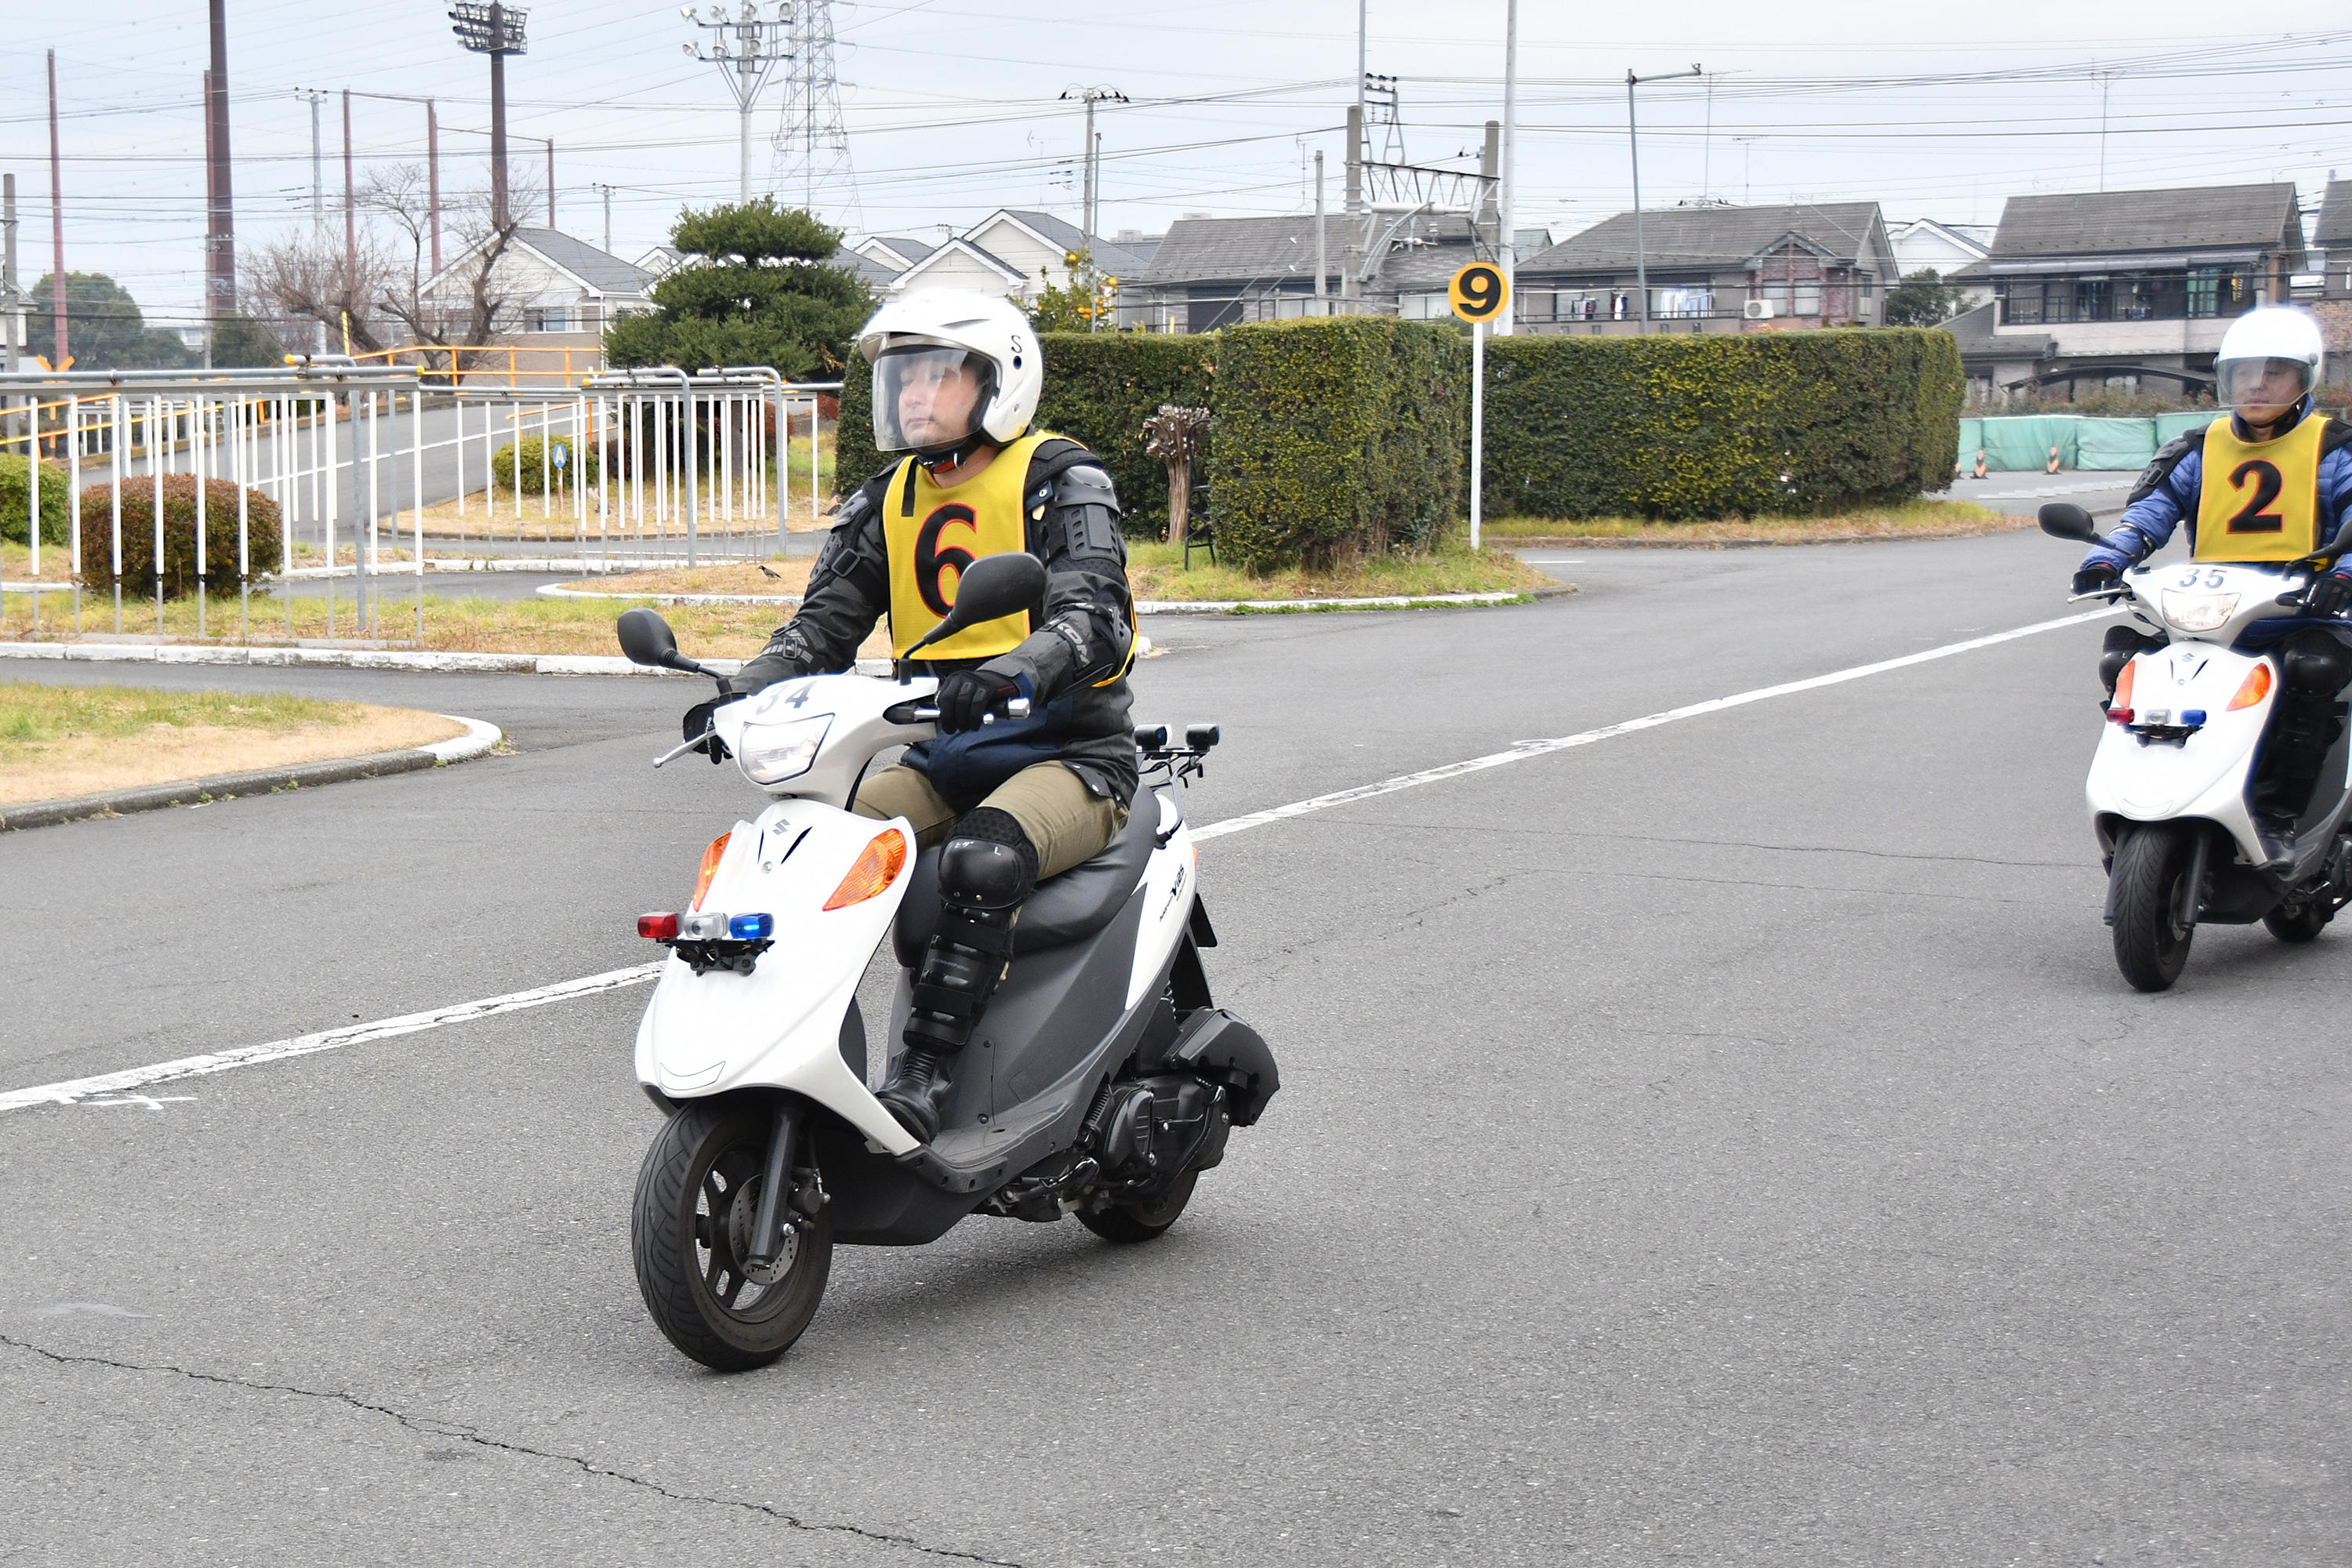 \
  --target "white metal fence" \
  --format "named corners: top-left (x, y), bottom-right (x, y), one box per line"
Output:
top-left (0, 364), bottom-right (837, 646)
